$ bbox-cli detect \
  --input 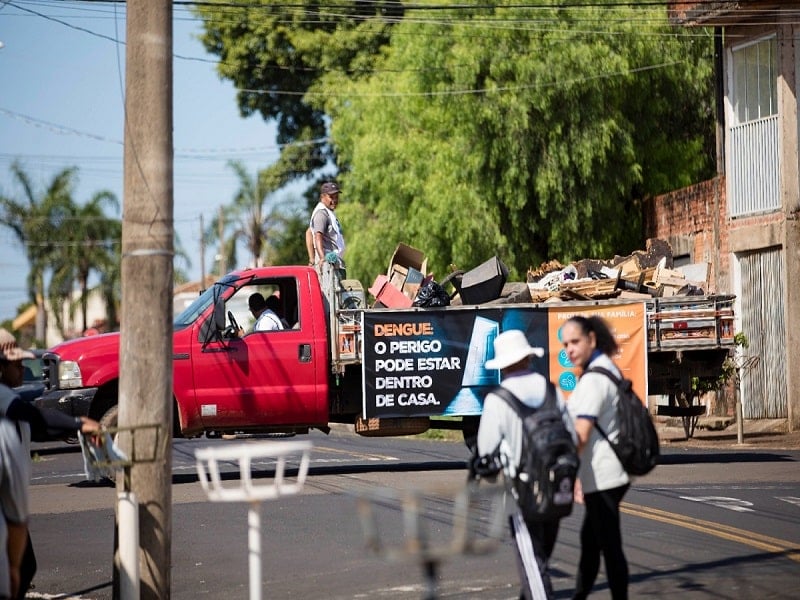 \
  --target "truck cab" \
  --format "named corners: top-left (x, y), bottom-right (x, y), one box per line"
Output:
top-left (37, 266), bottom-right (351, 438)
